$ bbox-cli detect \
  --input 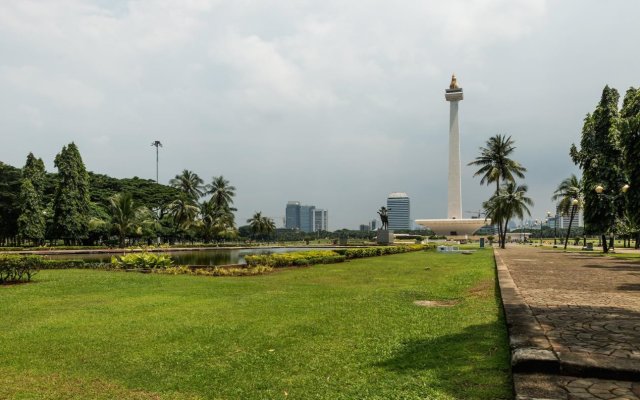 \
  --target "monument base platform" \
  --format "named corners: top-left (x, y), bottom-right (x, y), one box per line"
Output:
top-left (415, 218), bottom-right (490, 237)
top-left (376, 230), bottom-right (395, 245)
